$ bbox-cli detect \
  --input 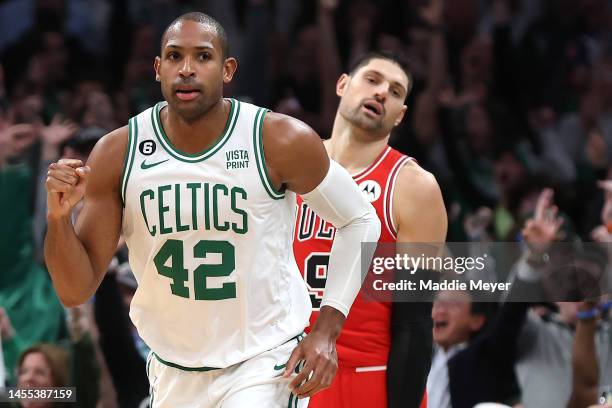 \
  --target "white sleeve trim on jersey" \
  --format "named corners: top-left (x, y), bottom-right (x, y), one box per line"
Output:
top-left (300, 160), bottom-right (381, 317)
